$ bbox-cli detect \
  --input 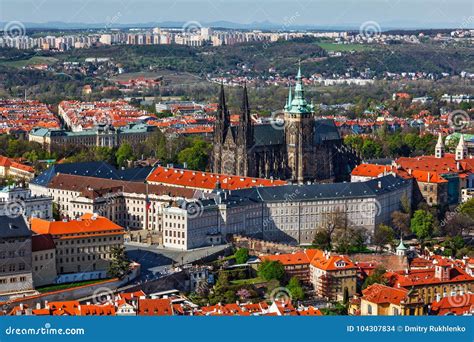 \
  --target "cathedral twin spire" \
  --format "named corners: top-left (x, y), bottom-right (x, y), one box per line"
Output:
top-left (215, 82), bottom-right (252, 147)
